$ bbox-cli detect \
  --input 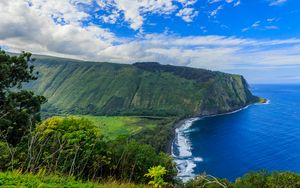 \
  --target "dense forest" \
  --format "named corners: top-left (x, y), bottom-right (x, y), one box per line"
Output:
top-left (0, 51), bottom-right (299, 187)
